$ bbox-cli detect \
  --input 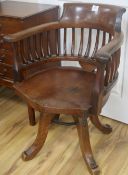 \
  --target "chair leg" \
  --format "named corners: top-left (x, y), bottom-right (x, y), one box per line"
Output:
top-left (28, 105), bottom-right (36, 126)
top-left (22, 112), bottom-right (54, 161)
top-left (90, 115), bottom-right (112, 134)
top-left (73, 113), bottom-right (100, 175)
